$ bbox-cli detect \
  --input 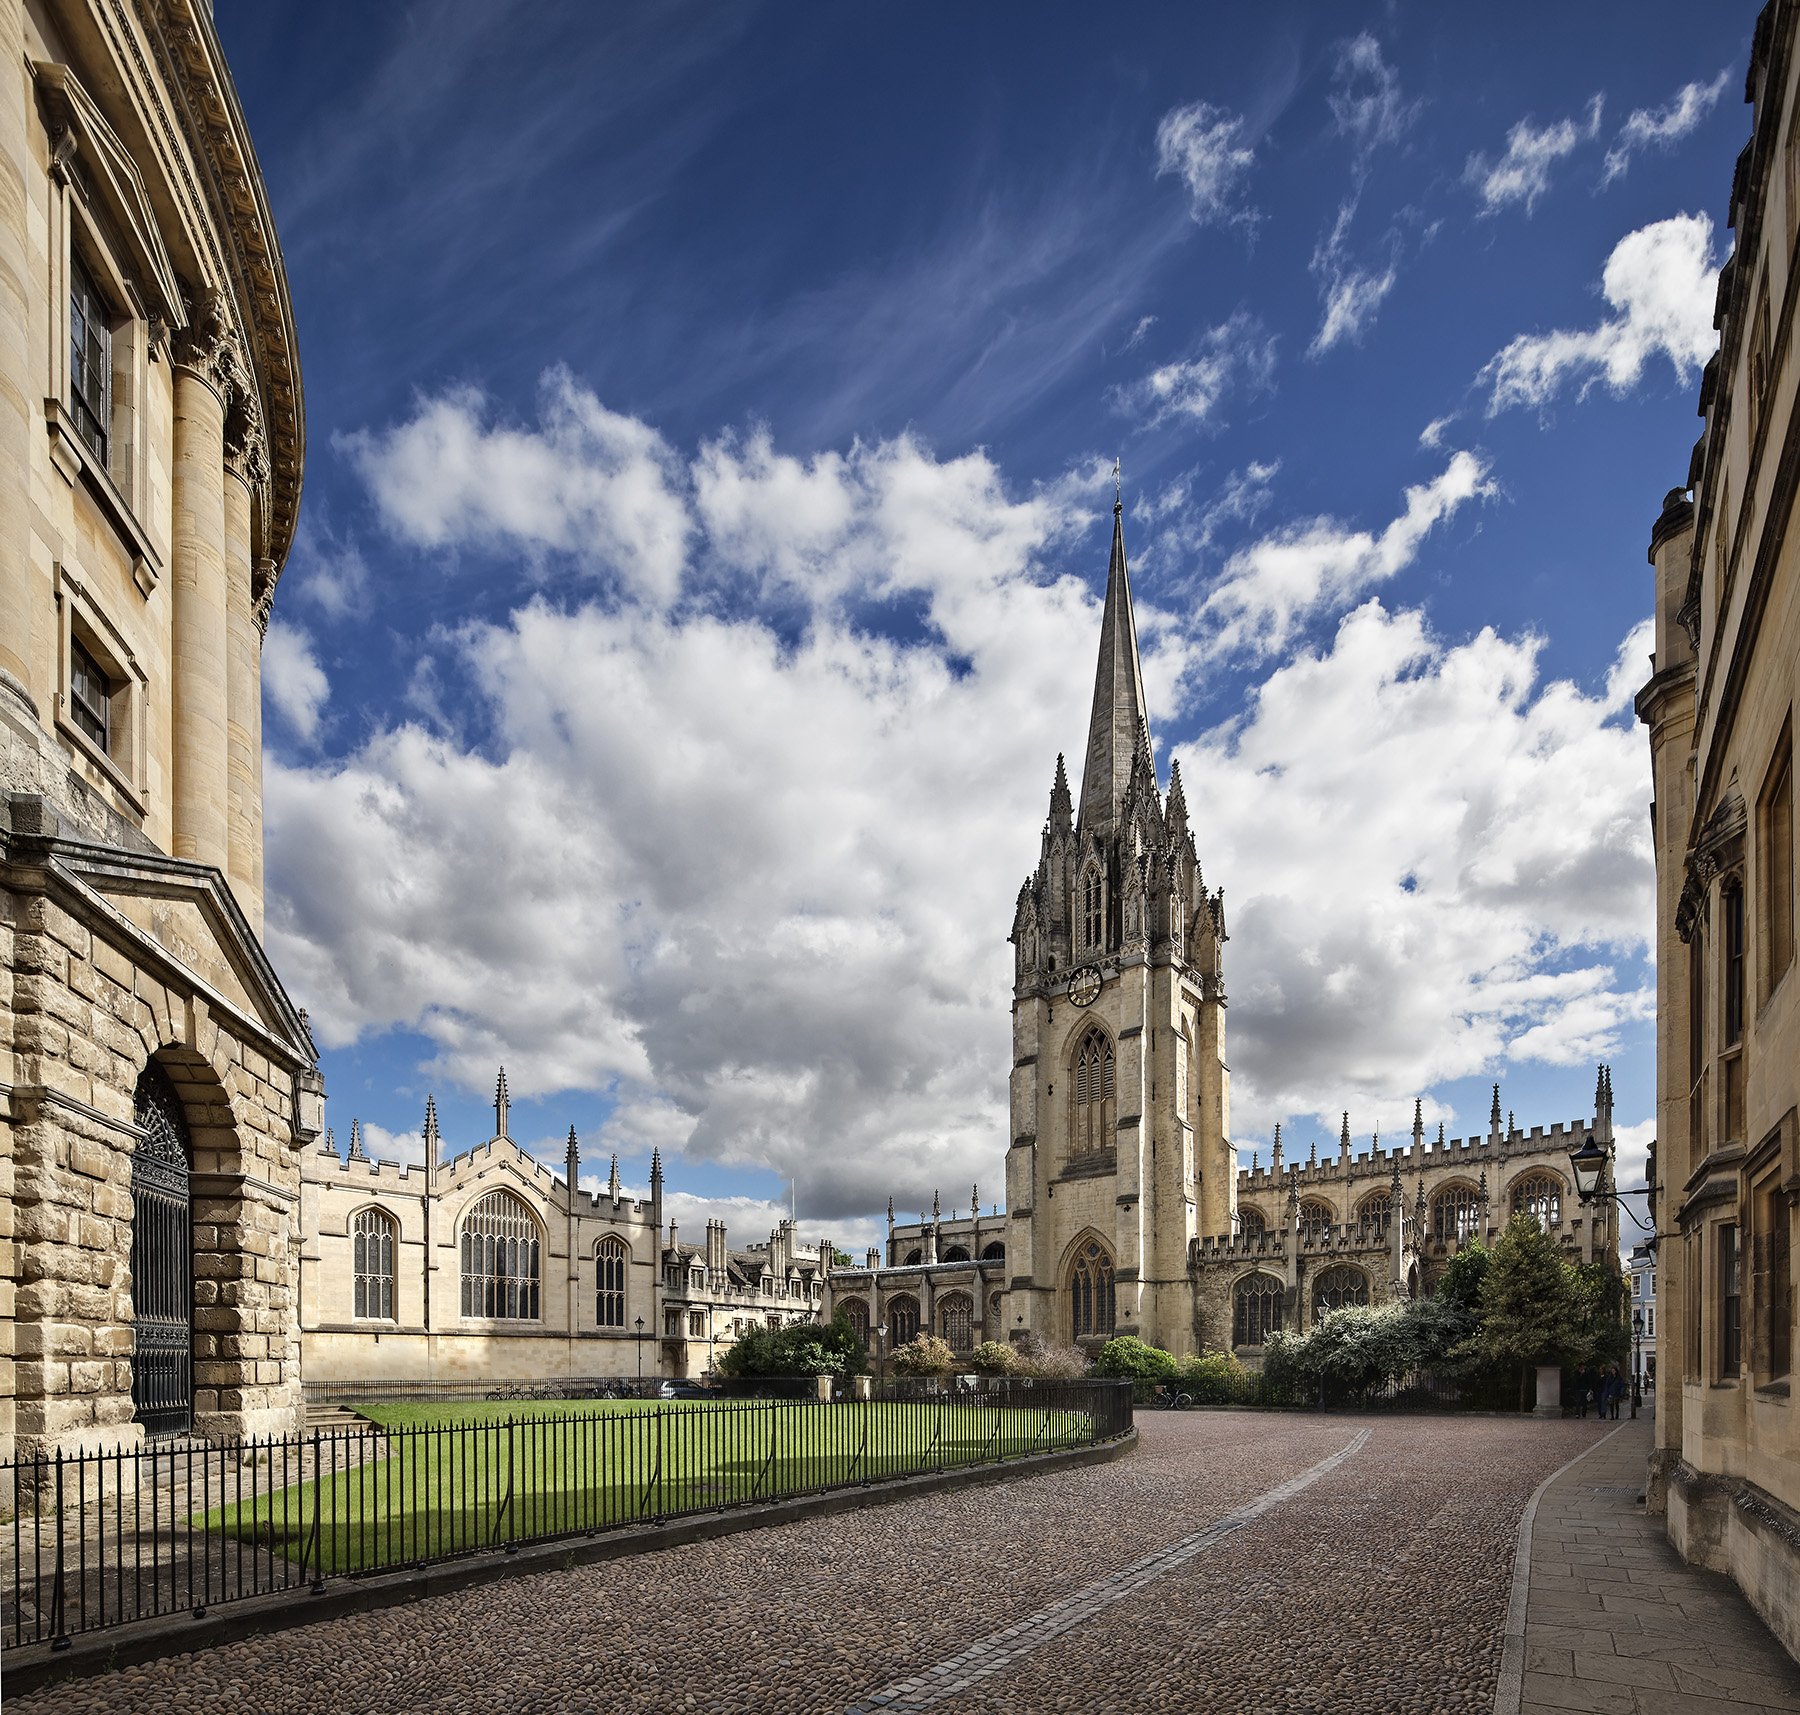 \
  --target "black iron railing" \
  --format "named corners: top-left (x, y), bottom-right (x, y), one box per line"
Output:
top-left (3, 1380), bottom-right (1130, 1651)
